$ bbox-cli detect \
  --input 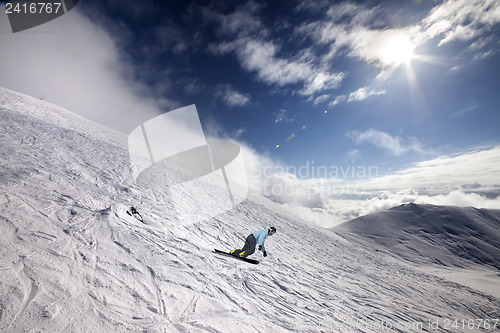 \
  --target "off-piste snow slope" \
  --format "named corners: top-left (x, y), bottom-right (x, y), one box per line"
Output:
top-left (0, 87), bottom-right (499, 332)
top-left (334, 204), bottom-right (500, 299)
top-left (334, 203), bottom-right (500, 270)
